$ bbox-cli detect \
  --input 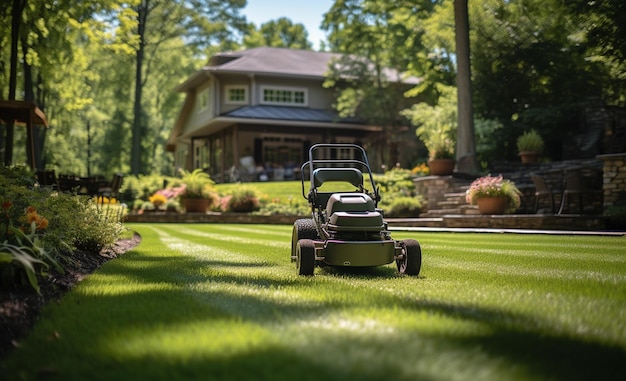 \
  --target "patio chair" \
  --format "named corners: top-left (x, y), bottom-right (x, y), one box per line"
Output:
top-left (557, 171), bottom-right (603, 214)
top-left (36, 170), bottom-right (58, 190)
top-left (98, 173), bottom-right (124, 199)
top-left (531, 174), bottom-right (560, 213)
